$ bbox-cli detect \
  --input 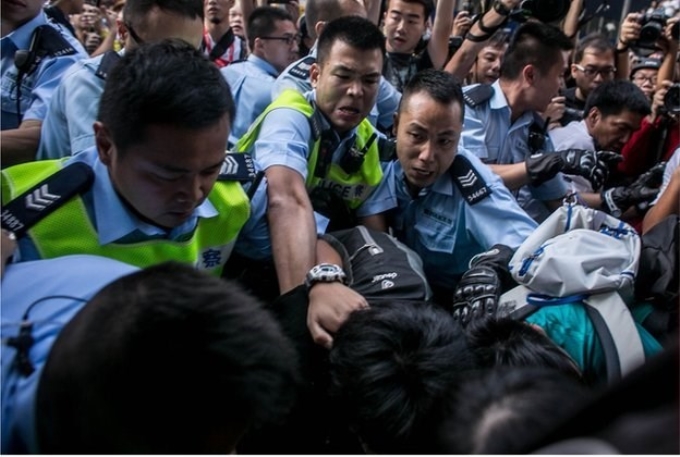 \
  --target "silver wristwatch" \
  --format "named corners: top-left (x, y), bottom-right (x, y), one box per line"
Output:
top-left (305, 263), bottom-right (348, 290)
